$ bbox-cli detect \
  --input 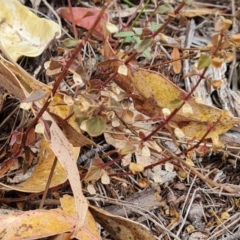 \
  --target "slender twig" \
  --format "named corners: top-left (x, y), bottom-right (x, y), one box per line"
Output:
top-left (39, 157), bottom-right (58, 209)
top-left (67, 0), bottom-right (78, 39)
